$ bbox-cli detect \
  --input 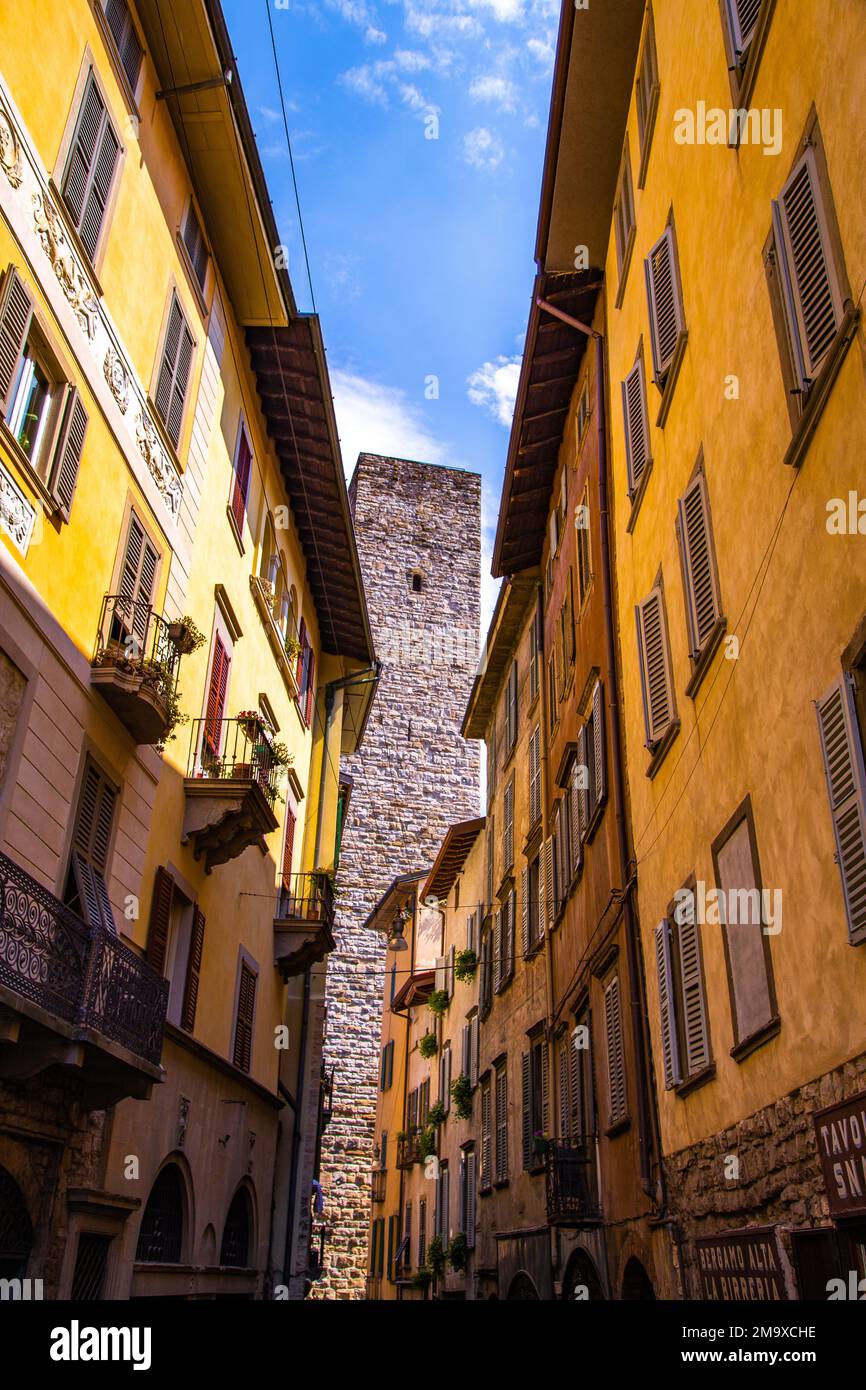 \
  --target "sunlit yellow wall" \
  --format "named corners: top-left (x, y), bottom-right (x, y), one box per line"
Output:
top-left (604, 0), bottom-right (866, 1155)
